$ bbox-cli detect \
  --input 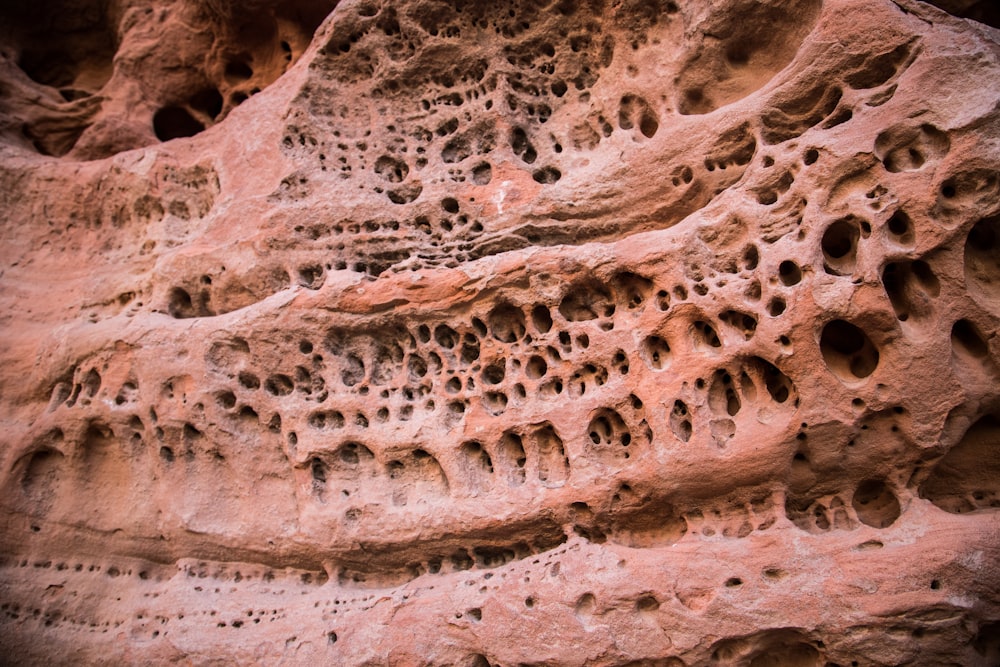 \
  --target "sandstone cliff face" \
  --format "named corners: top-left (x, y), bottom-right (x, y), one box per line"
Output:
top-left (1, 0), bottom-right (999, 664)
